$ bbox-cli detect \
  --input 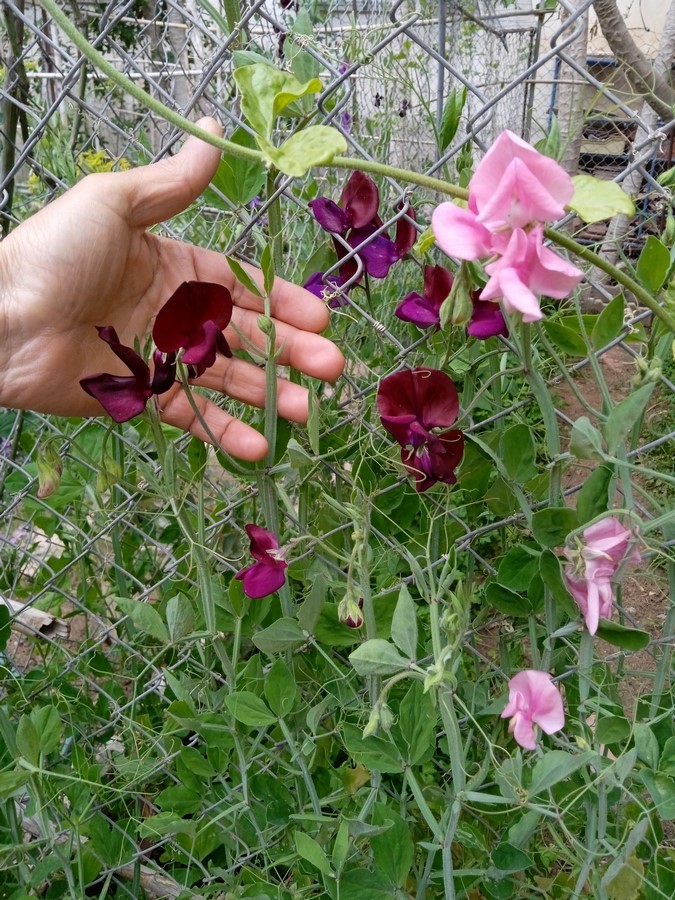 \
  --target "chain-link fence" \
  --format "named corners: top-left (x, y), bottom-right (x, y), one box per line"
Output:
top-left (1, 1), bottom-right (674, 897)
